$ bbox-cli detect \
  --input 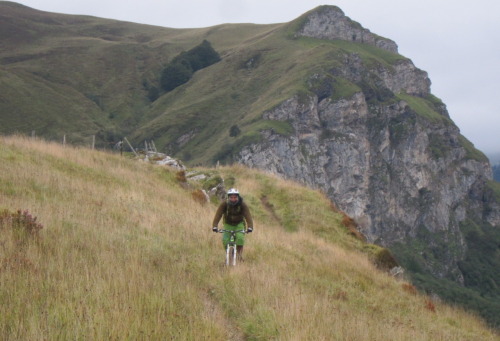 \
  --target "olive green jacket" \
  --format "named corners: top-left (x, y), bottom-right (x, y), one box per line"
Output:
top-left (212, 198), bottom-right (253, 228)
